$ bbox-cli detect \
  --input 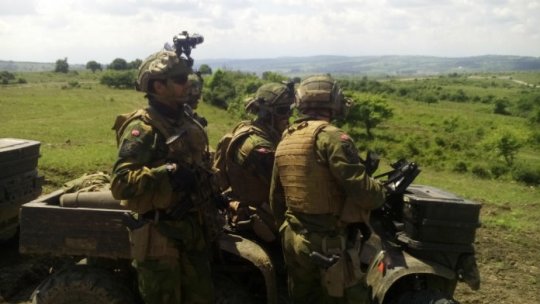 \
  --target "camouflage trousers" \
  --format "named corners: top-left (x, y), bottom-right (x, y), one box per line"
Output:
top-left (133, 214), bottom-right (214, 304)
top-left (281, 221), bottom-right (369, 304)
